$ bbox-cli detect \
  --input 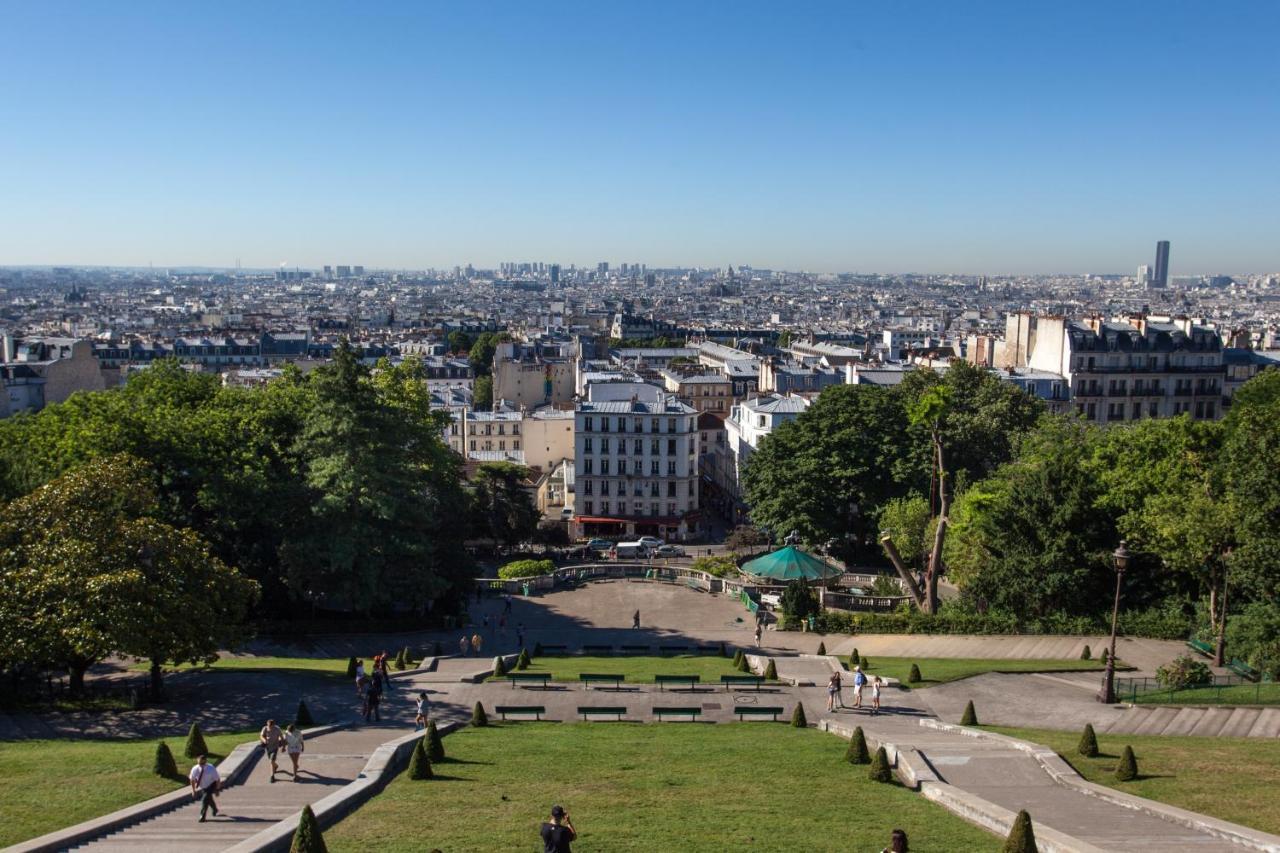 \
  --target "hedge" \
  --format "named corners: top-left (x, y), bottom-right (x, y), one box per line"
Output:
top-left (497, 559), bottom-right (556, 580)
top-left (812, 603), bottom-right (1193, 640)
